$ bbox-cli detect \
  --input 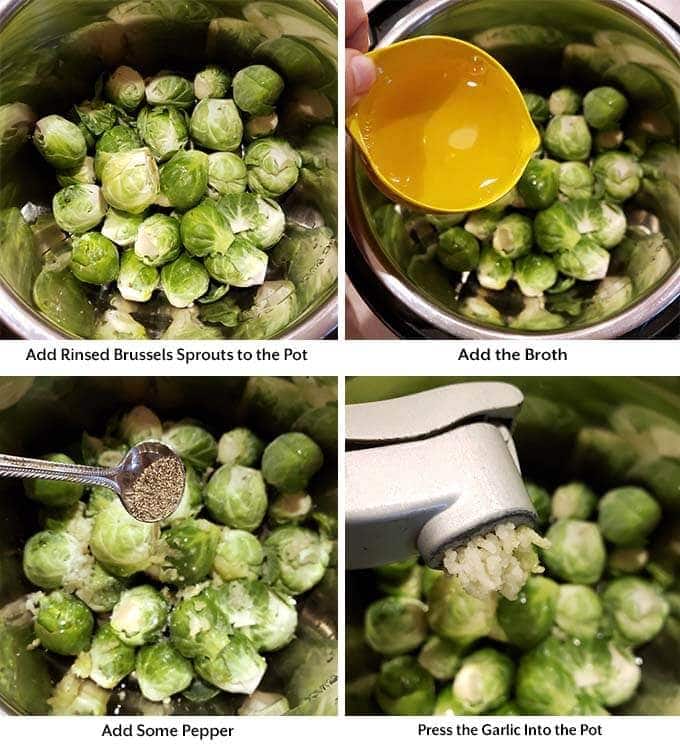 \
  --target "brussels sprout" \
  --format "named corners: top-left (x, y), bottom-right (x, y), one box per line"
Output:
top-left (556, 238), bottom-right (610, 281)
top-left (245, 138), bottom-right (301, 197)
top-left (205, 238), bottom-right (268, 288)
top-left (90, 503), bottom-right (158, 577)
top-left (194, 632), bottom-right (266, 695)
top-left (101, 208), bottom-right (144, 247)
top-left (548, 87), bottom-right (582, 116)
top-left (597, 486), bottom-right (661, 546)
top-left (133, 213), bottom-right (180, 267)
top-left (568, 198), bottom-right (626, 249)
top-left (23, 452), bottom-right (85, 507)
top-left (525, 482), bottom-right (551, 525)
top-left (217, 427), bottom-right (263, 467)
top-left (497, 576), bottom-right (559, 650)
top-left (194, 66), bottom-right (232, 100)
top-left (136, 641), bottom-right (193, 701)
top-left (476, 246), bottom-right (513, 291)
top-left (214, 528), bottom-right (263, 581)
top-left (164, 464), bottom-right (203, 525)
top-left (58, 156), bottom-right (97, 188)
top-left (79, 623), bottom-right (135, 689)
top-left (592, 151), bottom-right (641, 201)
top-left (52, 184), bottom-right (107, 235)
top-left (33, 115), bottom-right (87, 169)
top-left (435, 227), bottom-right (480, 271)
top-left (551, 481), bottom-right (597, 520)
top-left (558, 161), bottom-right (594, 200)
top-left (238, 691), bottom-right (289, 716)
top-left (246, 113), bottom-right (278, 140)
top-left (160, 253), bottom-right (210, 308)
top-left (227, 582), bottom-right (298, 652)
top-left (207, 17), bottom-right (266, 65)
top-left (94, 125), bottom-right (143, 179)
top-left (74, 563), bottom-right (126, 613)
top-left (375, 656), bottom-right (435, 716)
top-left (518, 158), bottom-right (560, 210)
top-left (117, 248), bottom-right (159, 302)
top-left (544, 115), bottom-right (592, 161)
top-left (190, 98), bottom-right (243, 152)
top-left (23, 529), bottom-right (87, 589)
top-left (427, 575), bottom-right (496, 642)
top-left (602, 577), bottom-right (669, 646)
top-left (241, 196), bottom-right (285, 249)
top-left (137, 105), bottom-right (188, 162)
top-left (105, 66), bottom-right (145, 111)
top-left (207, 152), bottom-right (247, 198)
top-left (35, 591), bottom-right (94, 655)
top-left (595, 643), bottom-right (641, 707)
top-left (262, 525), bottom-right (330, 595)
top-left (522, 93), bottom-right (549, 123)
top-left (119, 405), bottom-right (161, 446)
top-left (515, 639), bottom-right (580, 714)
top-left (70, 232), bottom-right (119, 285)
top-left (364, 596), bottom-right (428, 656)
top-left (595, 129), bottom-right (624, 151)
top-left (464, 208), bottom-right (502, 241)
top-left (101, 148), bottom-right (160, 214)
top-left (542, 519), bottom-right (606, 584)
top-left (608, 547), bottom-right (649, 576)
top-left (145, 74), bottom-right (194, 109)
top-left (534, 201), bottom-right (581, 253)
top-left (514, 254), bottom-right (558, 296)
top-left (48, 672), bottom-right (110, 715)
top-left (269, 492), bottom-right (312, 526)
top-left (180, 198), bottom-right (234, 257)
top-left (452, 648), bottom-right (514, 715)
top-left (152, 518), bottom-right (219, 585)
top-left (261, 433), bottom-right (323, 492)
top-left (169, 586), bottom-right (230, 659)
top-left (205, 465), bottom-right (267, 531)
top-left (417, 635), bottom-right (464, 680)
top-left (232, 280), bottom-right (298, 339)
top-left (555, 584), bottom-right (602, 639)
top-left (459, 296), bottom-right (504, 326)
top-left (75, 101), bottom-right (117, 137)
top-left (583, 86), bottom-right (628, 130)
top-left (233, 65), bottom-right (284, 116)
top-left (162, 424), bottom-right (217, 470)
top-left (159, 150), bottom-right (209, 210)
top-left (110, 585), bottom-right (168, 646)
